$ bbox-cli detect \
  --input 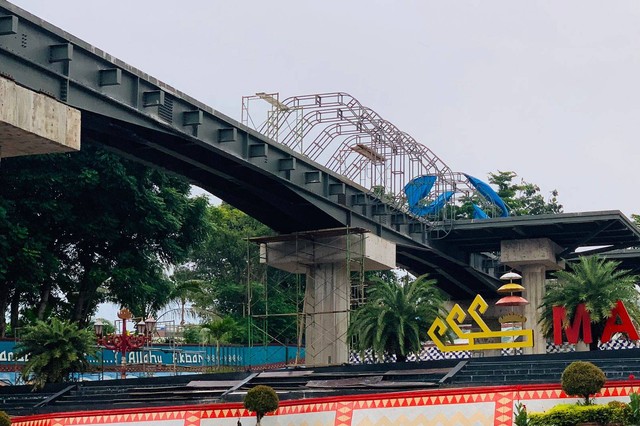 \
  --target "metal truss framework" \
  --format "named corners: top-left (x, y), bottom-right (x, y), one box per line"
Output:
top-left (242, 92), bottom-right (508, 237)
